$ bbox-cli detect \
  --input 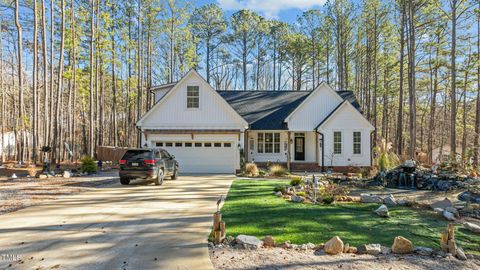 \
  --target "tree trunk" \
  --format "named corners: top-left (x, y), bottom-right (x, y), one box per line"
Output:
top-left (32, 0), bottom-right (38, 163)
top-left (15, 0), bottom-right (24, 163)
top-left (89, 0), bottom-right (95, 157)
top-left (450, 0), bottom-right (457, 155)
top-left (396, 0), bottom-right (406, 156)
